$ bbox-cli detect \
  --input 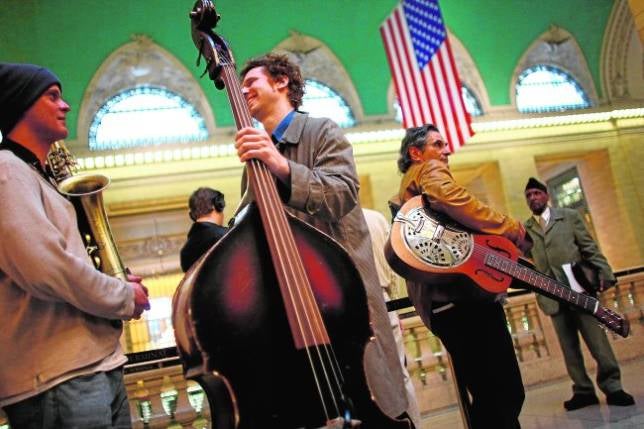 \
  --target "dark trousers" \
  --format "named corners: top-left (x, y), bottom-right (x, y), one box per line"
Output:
top-left (431, 301), bottom-right (524, 429)
top-left (551, 305), bottom-right (622, 395)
